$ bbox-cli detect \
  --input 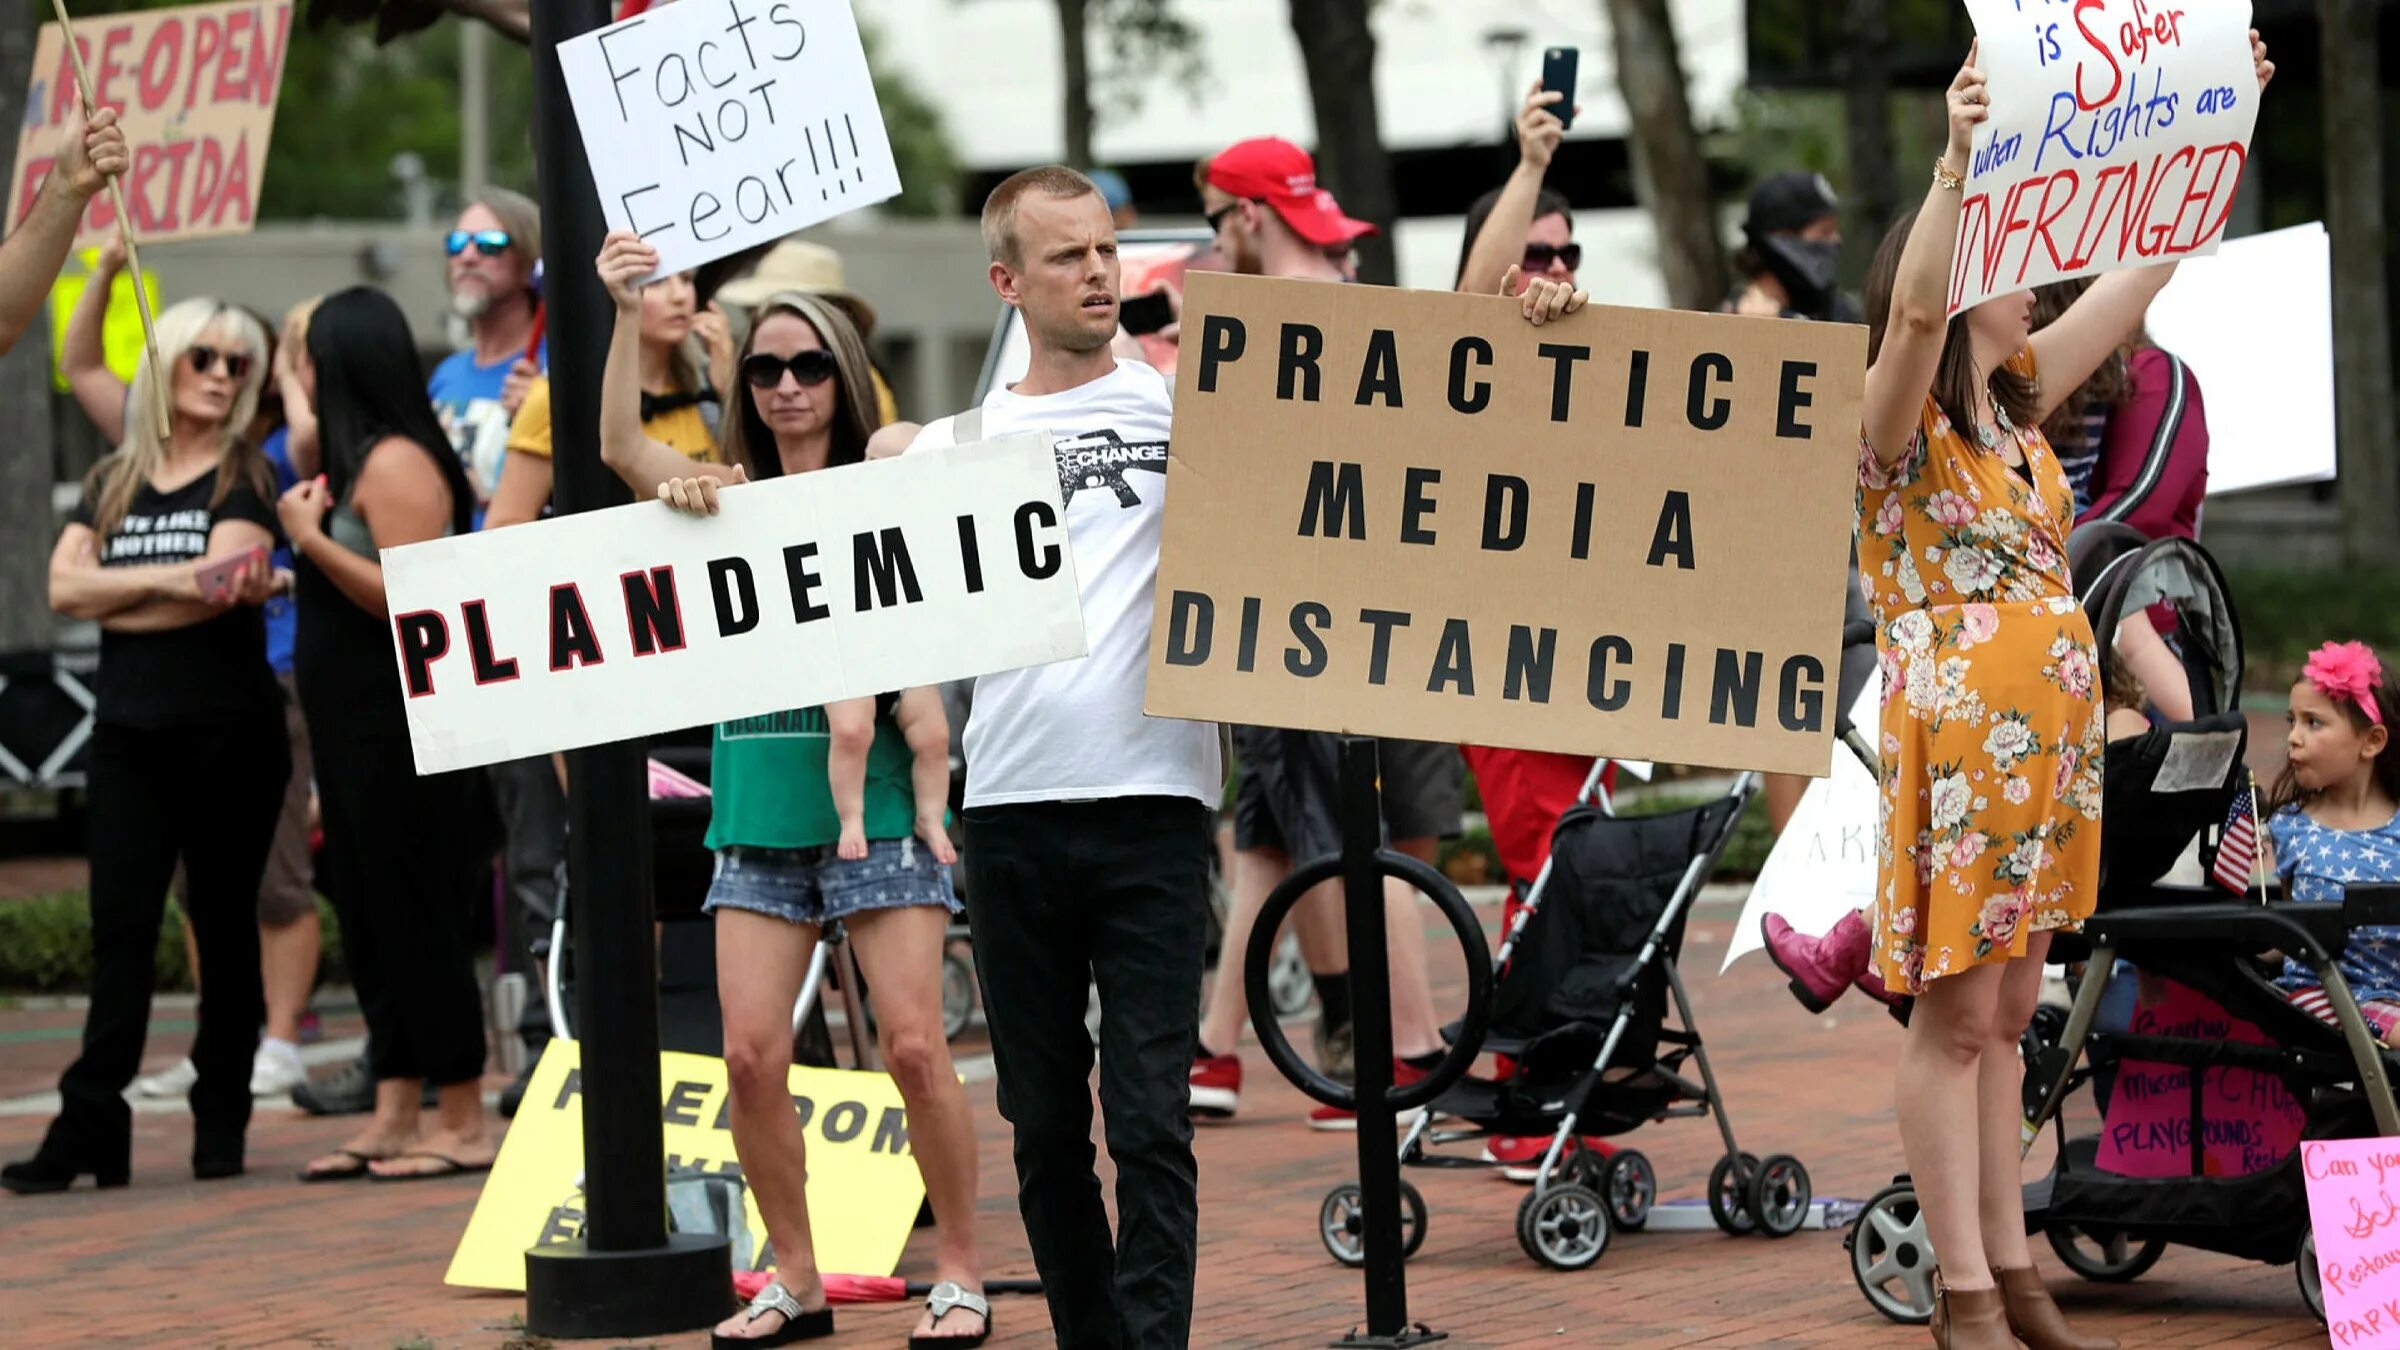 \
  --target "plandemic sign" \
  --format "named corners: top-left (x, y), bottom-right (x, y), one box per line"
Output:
top-left (1145, 274), bottom-right (1865, 780)
top-left (558, 0), bottom-right (901, 279)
